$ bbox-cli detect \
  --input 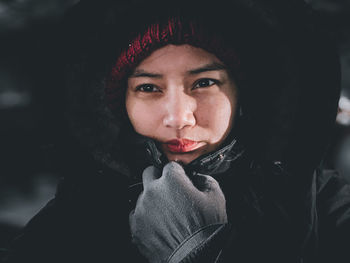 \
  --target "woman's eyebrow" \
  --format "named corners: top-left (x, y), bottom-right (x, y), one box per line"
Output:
top-left (188, 62), bottom-right (227, 75)
top-left (129, 70), bottom-right (163, 78)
